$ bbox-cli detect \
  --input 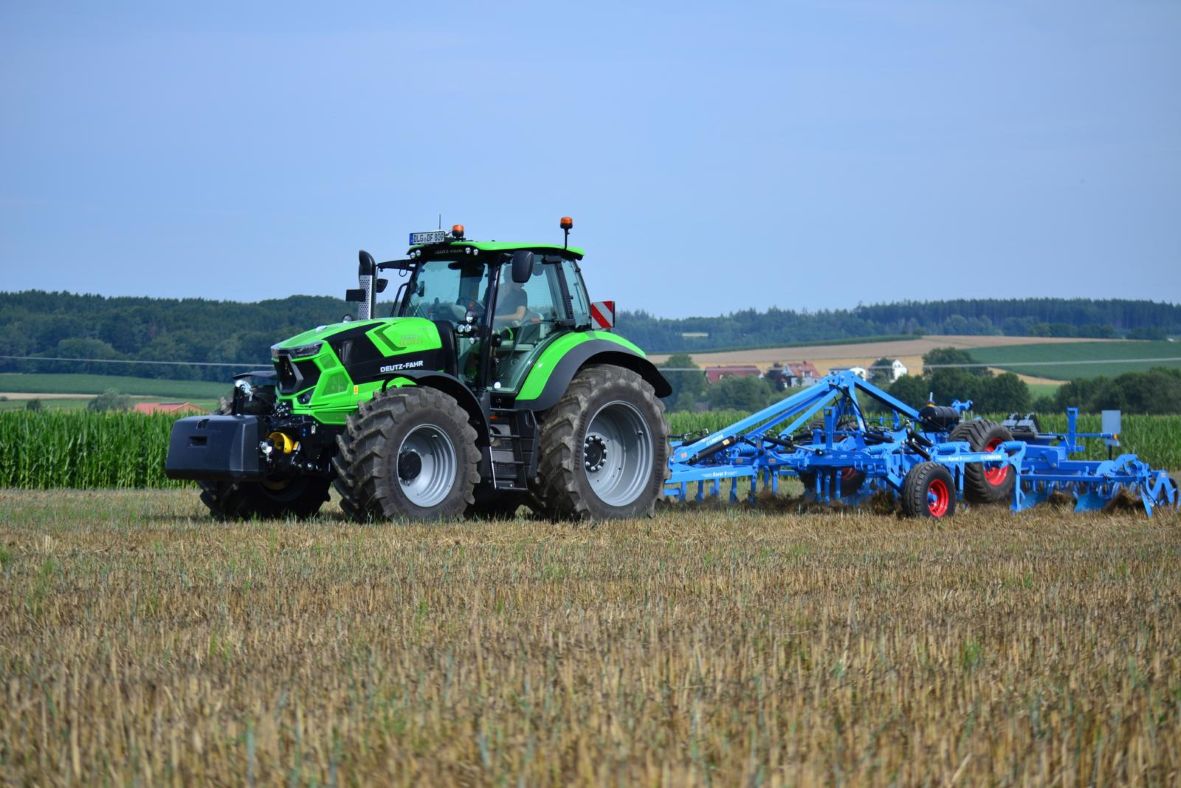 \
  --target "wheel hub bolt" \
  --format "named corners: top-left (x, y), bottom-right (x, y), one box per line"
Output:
top-left (584, 435), bottom-right (607, 472)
